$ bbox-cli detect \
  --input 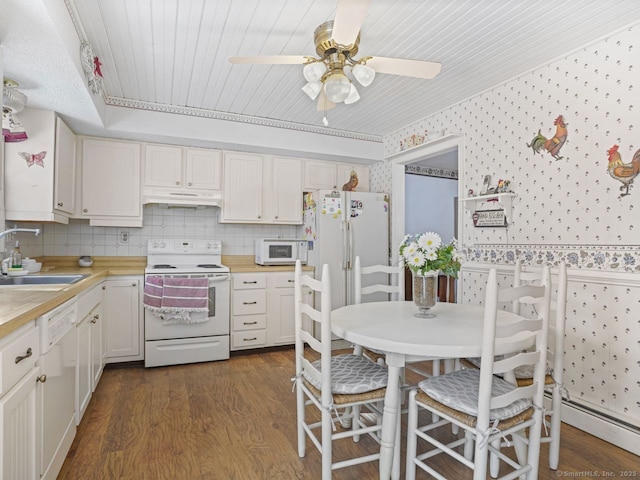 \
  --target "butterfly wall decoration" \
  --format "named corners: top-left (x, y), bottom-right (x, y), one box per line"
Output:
top-left (19, 151), bottom-right (46, 167)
